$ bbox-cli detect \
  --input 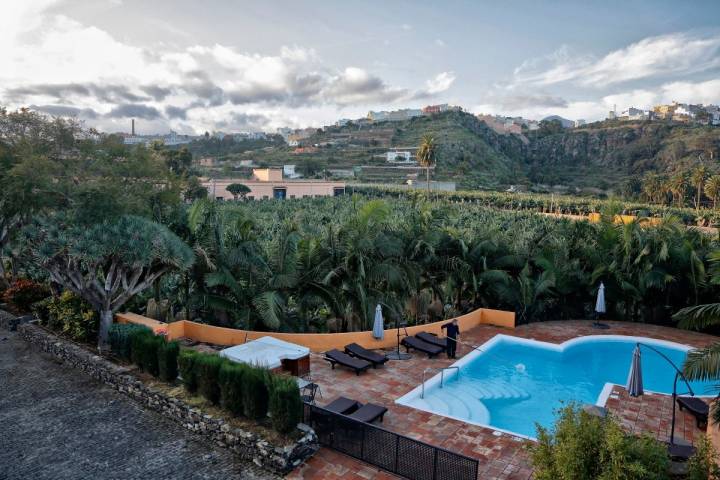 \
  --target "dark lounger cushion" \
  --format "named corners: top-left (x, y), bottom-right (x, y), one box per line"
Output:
top-left (345, 343), bottom-right (388, 366)
top-left (347, 403), bottom-right (388, 423)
